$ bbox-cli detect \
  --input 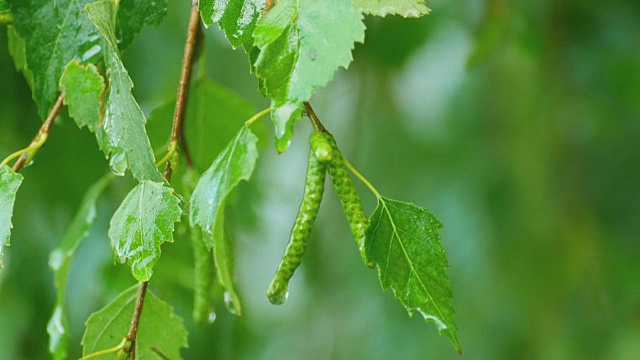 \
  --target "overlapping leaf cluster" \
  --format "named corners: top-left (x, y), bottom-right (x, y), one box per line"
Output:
top-left (7, 0), bottom-right (184, 357)
top-left (2, 0), bottom-right (462, 356)
top-left (199, 0), bottom-right (431, 152)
